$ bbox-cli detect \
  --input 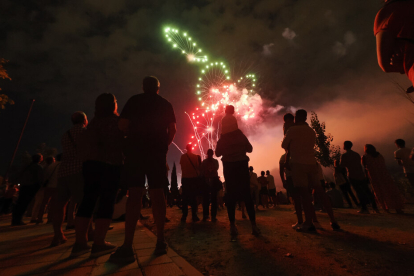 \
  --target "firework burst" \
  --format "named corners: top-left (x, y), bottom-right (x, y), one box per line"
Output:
top-left (164, 27), bottom-right (208, 63)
